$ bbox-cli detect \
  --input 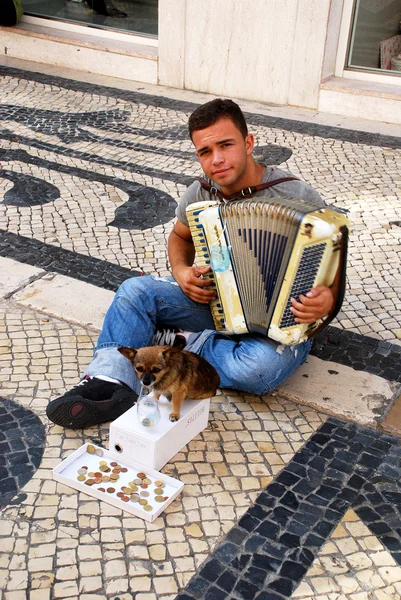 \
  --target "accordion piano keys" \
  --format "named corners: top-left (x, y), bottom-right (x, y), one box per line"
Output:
top-left (187, 204), bottom-right (227, 331)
